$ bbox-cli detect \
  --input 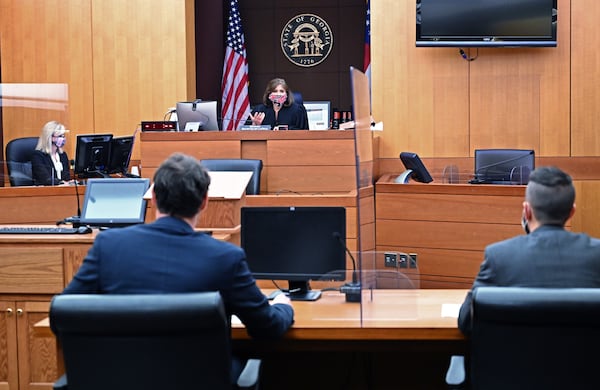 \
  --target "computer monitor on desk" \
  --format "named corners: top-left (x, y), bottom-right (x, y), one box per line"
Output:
top-left (176, 100), bottom-right (219, 131)
top-left (74, 134), bottom-right (113, 178)
top-left (79, 178), bottom-right (150, 228)
top-left (241, 206), bottom-right (347, 301)
top-left (473, 149), bottom-right (535, 184)
top-left (107, 136), bottom-right (134, 175)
